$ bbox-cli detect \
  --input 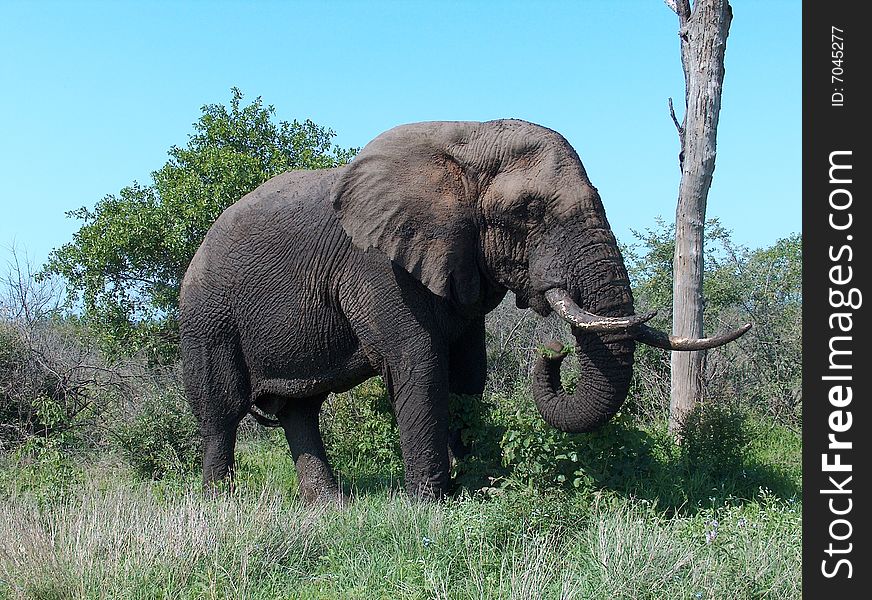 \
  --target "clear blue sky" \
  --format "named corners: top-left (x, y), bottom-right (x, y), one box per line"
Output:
top-left (0, 0), bottom-right (800, 270)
